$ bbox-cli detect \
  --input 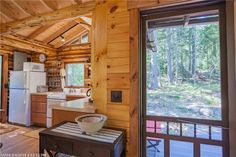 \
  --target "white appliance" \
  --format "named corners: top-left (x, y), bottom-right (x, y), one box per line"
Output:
top-left (23, 62), bottom-right (45, 72)
top-left (46, 93), bottom-right (66, 128)
top-left (9, 71), bottom-right (46, 126)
